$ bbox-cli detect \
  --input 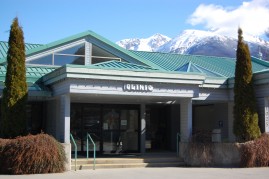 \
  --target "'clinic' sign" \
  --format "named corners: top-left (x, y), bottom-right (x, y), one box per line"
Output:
top-left (123, 83), bottom-right (153, 92)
